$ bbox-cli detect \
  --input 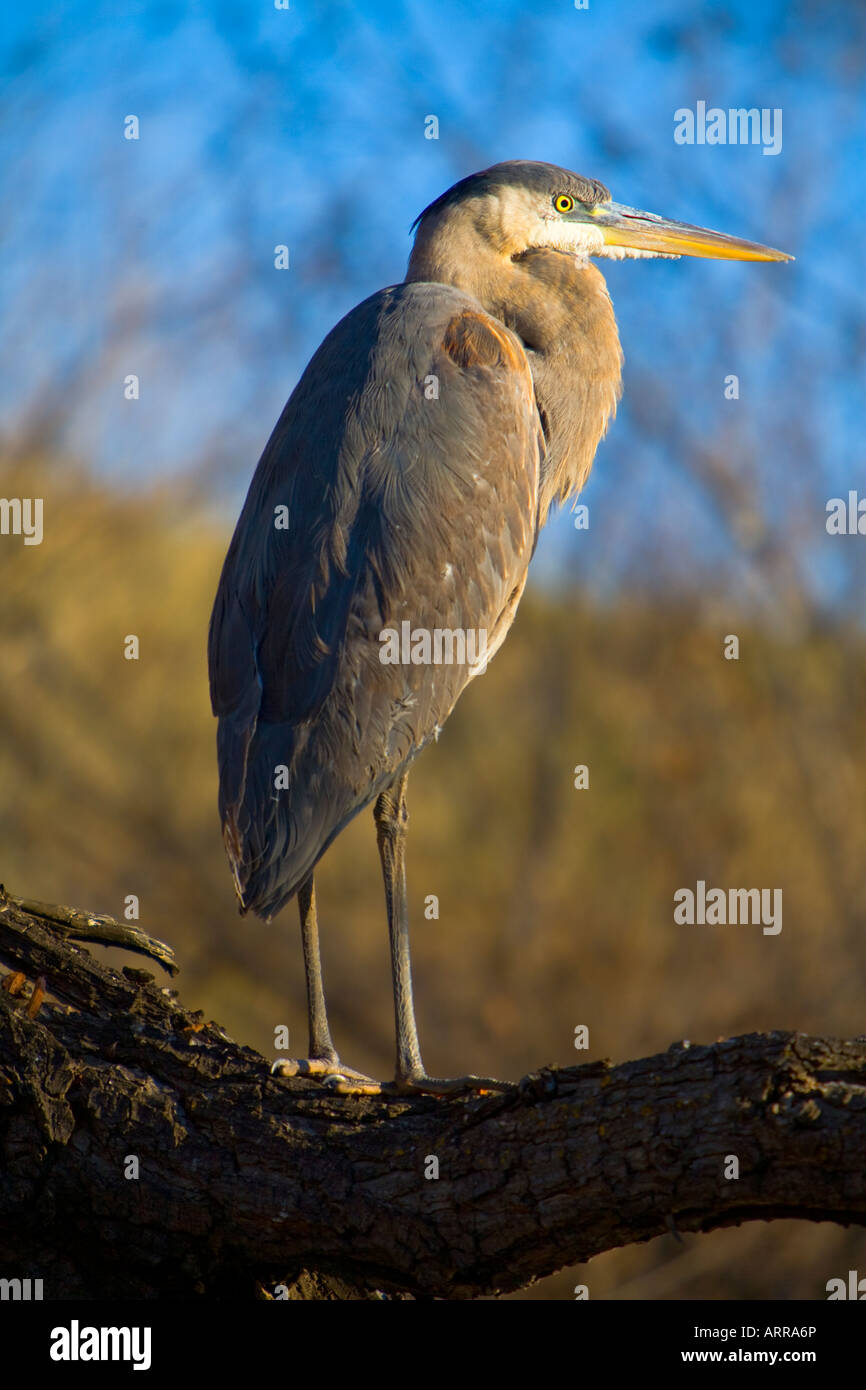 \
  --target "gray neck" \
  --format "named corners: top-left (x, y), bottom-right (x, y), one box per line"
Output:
top-left (407, 218), bottom-right (623, 521)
